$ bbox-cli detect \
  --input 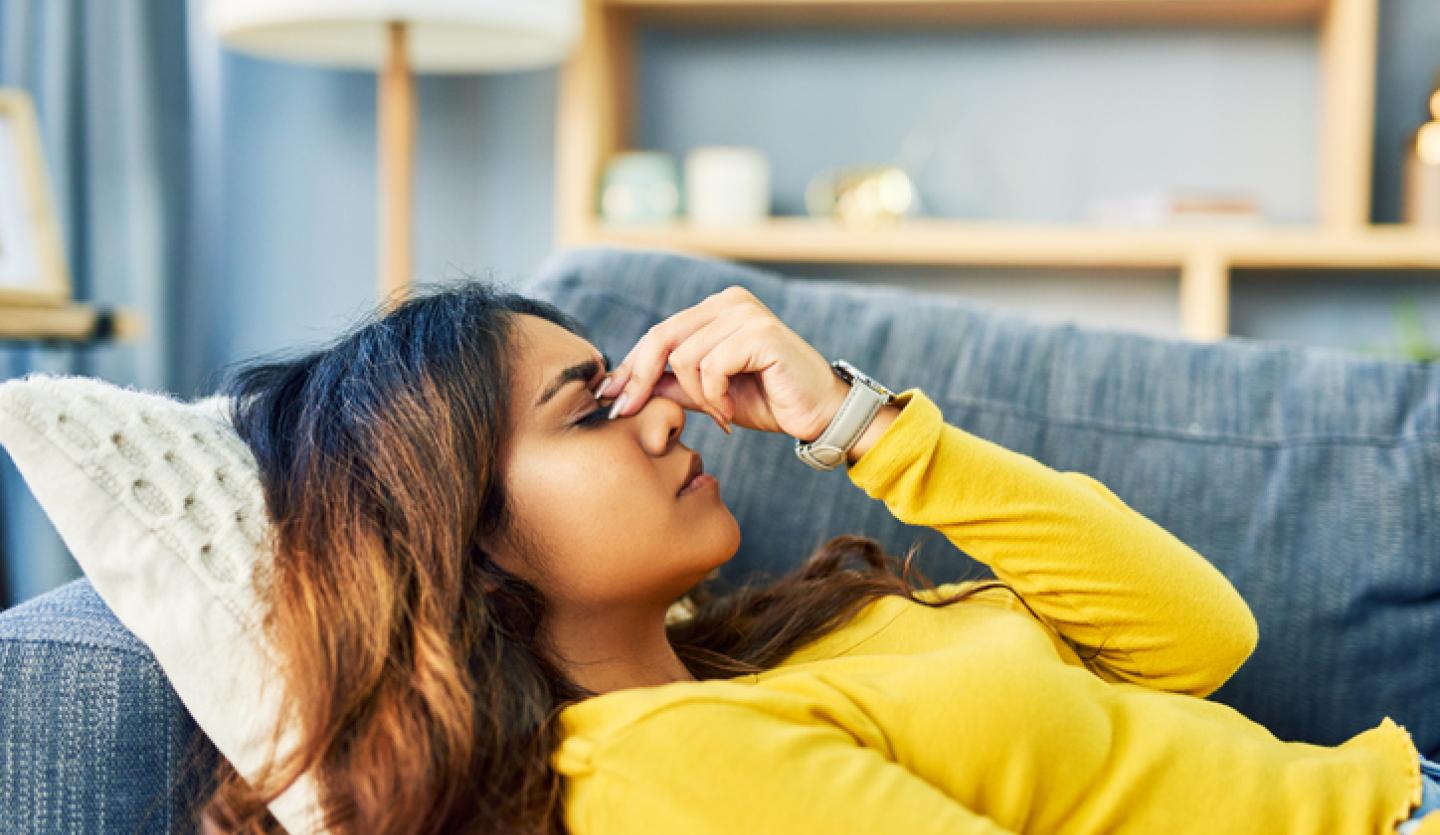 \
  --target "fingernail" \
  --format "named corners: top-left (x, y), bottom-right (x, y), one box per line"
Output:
top-left (607, 392), bottom-right (630, 420)
top-left (601, 371), bottom-right (627, 399)
top-left (594, 374), bottom-right (612, 400)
